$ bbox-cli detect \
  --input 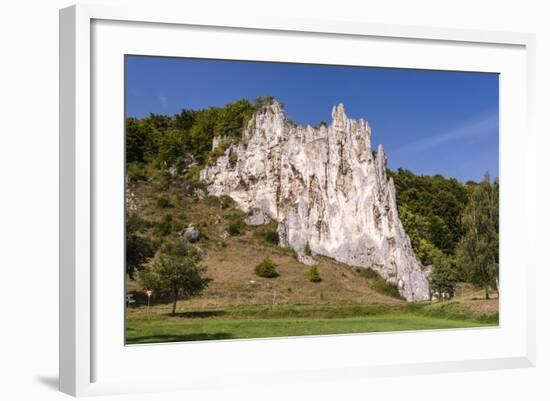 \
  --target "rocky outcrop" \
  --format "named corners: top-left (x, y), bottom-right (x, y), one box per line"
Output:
top-left (183, 223), bottom-right (201, 242)
top-left (200, 101), bottom-right (430, 301)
